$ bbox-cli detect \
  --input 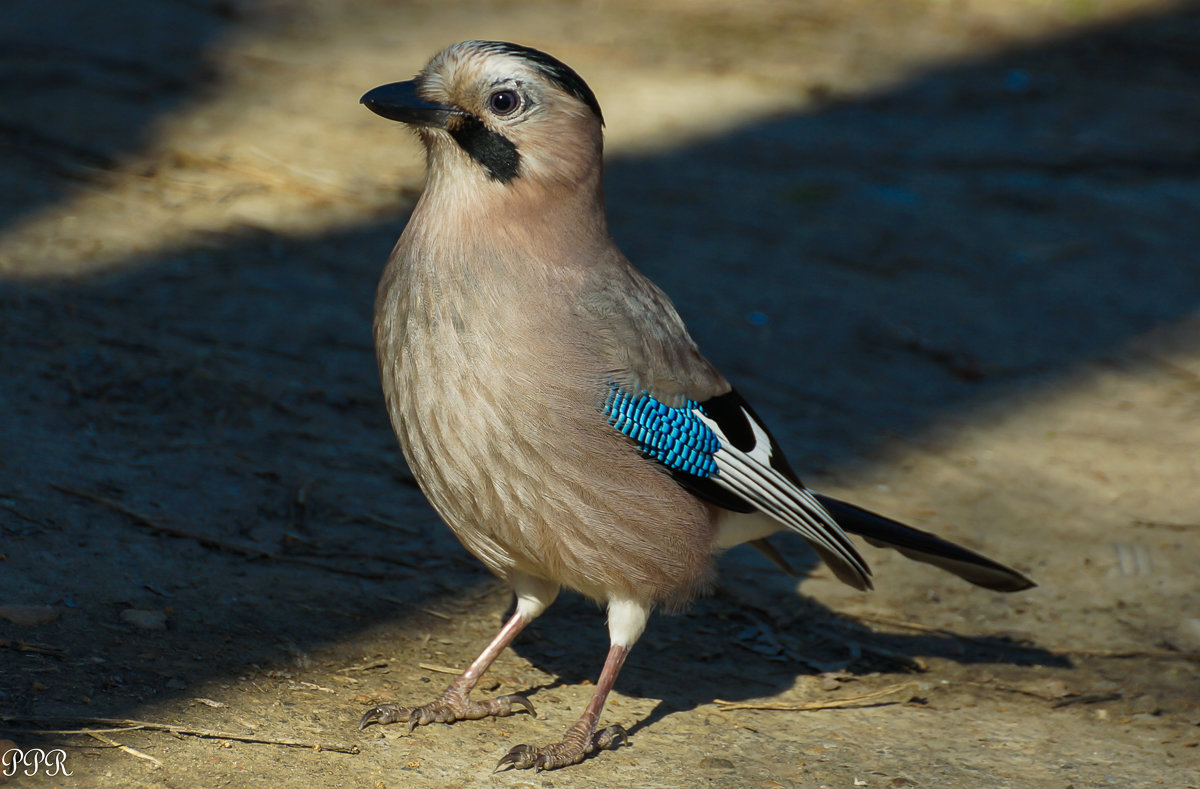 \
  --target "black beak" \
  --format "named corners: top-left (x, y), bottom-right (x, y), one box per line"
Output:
top-left (360, 81), bottom-right (458, 128)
